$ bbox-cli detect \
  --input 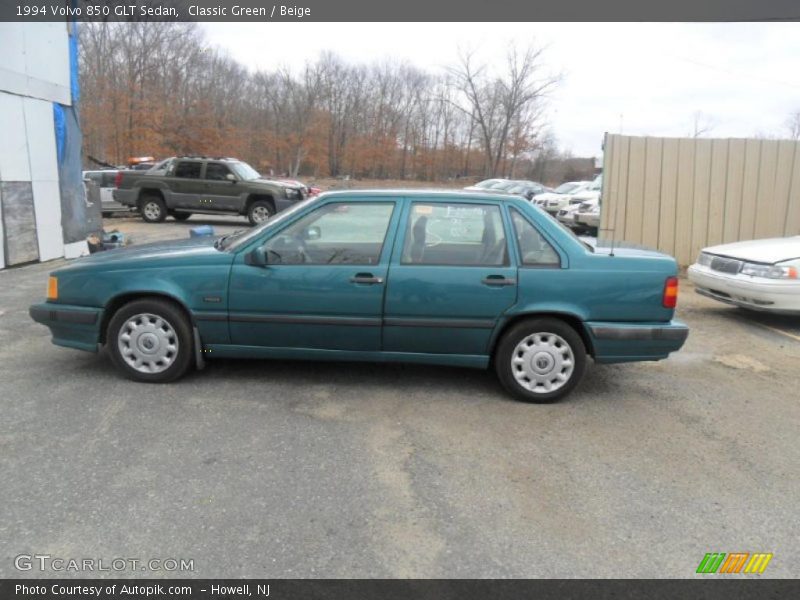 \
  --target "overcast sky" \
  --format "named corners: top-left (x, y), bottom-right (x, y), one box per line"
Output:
top-left (203, 22), bottom-right (800, 157)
